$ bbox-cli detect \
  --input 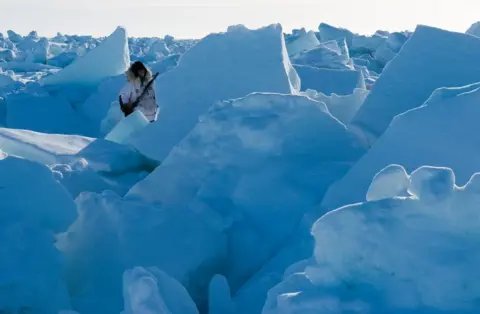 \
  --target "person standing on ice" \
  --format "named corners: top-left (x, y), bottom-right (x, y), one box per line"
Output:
top-left (119, 61), bottom-right (159, 122)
